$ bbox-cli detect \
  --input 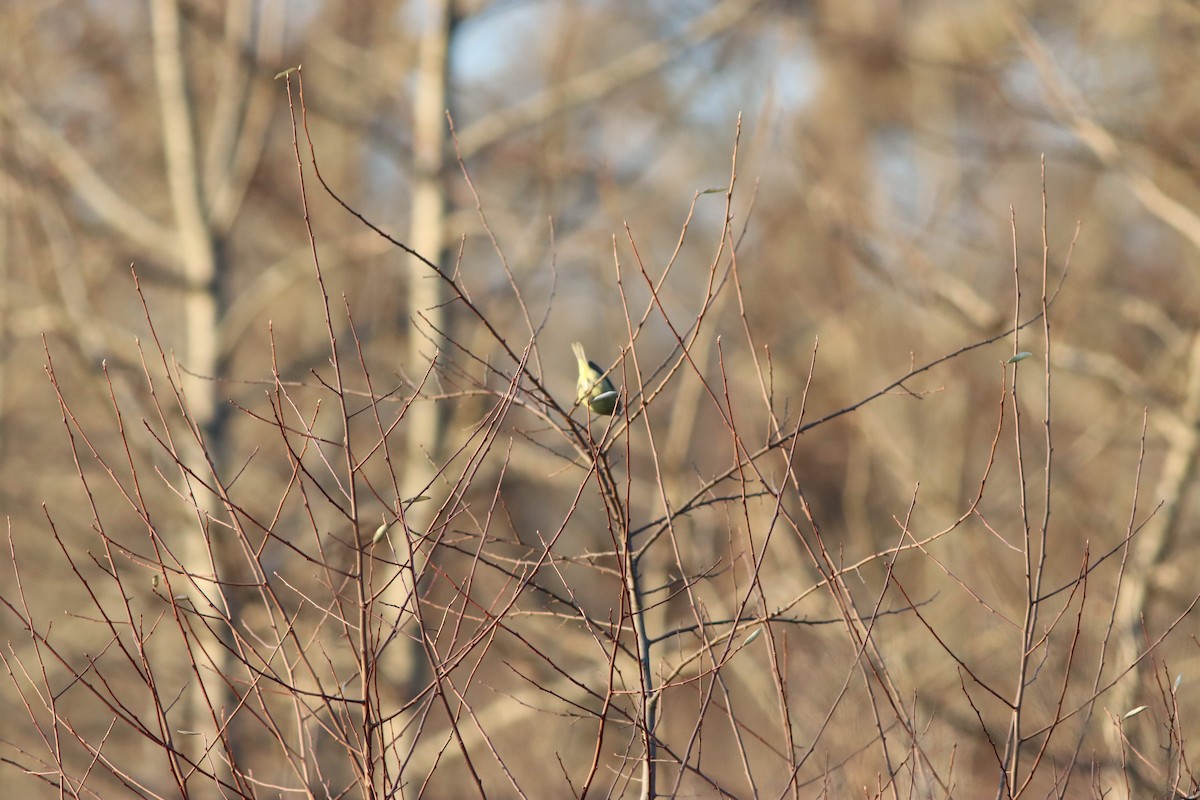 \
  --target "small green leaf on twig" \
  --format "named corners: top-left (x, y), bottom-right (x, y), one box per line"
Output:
top-left (372, 497), bottom-right (427, 546)
top-left (743, 628), bottom-right (762, 646)
top-left (1123, 705), bottom-right (1148, 720)
top-left (1174, 674), bottom-right (1183, 693)
top-left (1007, 352), bottom-right (1033, 364)
top-left (274, 66), bottom-right (301, 80)
top-left (699, 187), bottom-right (726, 195)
